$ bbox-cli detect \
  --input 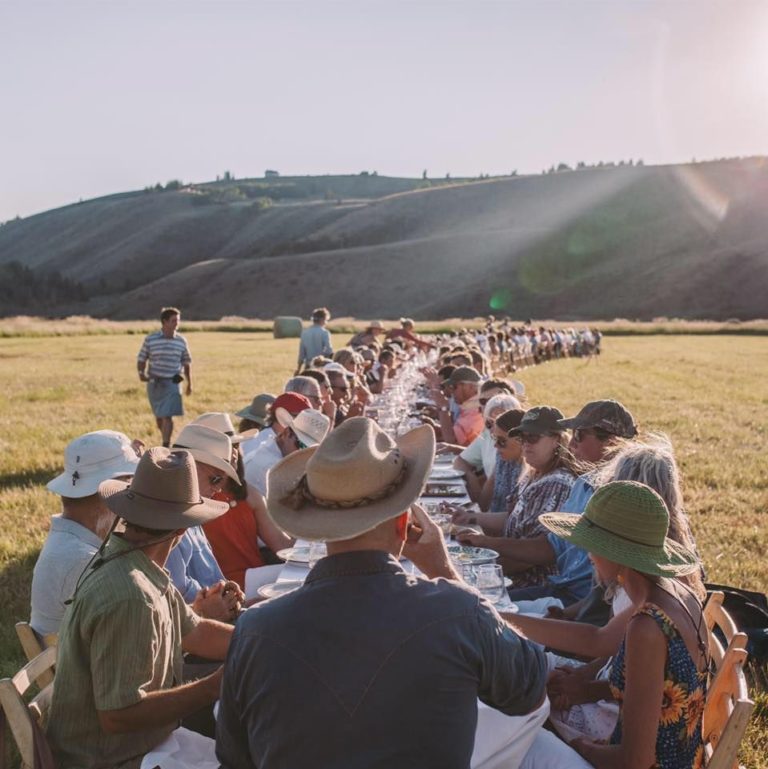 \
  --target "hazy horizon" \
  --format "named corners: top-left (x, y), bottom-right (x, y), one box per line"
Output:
top-left (2, 0), bottom-right (767, 222)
